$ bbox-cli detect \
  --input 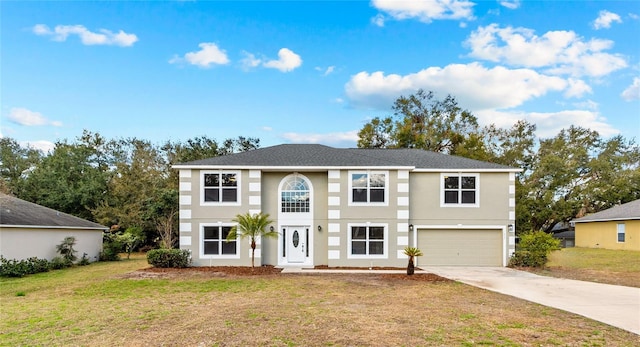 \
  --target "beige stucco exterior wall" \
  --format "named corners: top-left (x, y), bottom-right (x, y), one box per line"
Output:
top-left (0, 227), bottom-right (103, 261)
top-left (575, 220), bottom-right (640, 251)
top-left (180, 168), bottom-right (516, 267)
